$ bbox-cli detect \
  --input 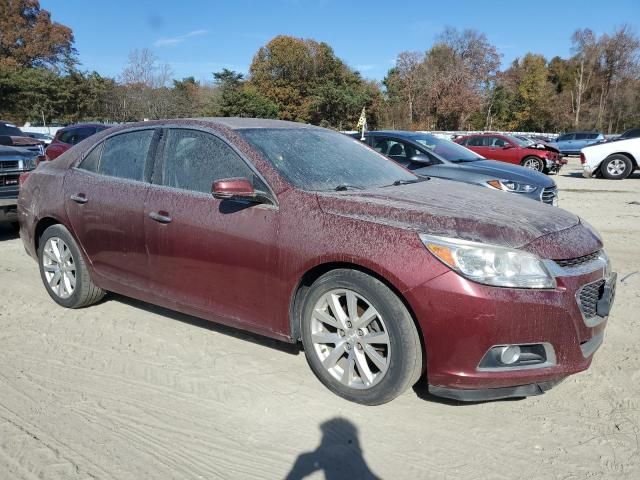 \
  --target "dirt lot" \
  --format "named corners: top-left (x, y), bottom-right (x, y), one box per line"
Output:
top-left (1, 159), bottom-right (639, 480)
